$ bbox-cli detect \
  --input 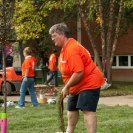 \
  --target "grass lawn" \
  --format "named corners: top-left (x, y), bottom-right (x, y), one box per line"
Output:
top-left (100, 81), bottom-right (133, 96)
top-left (0, 103), bottom-right (132, 133)
top-left (0, 81), bottom-right (133, 133)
